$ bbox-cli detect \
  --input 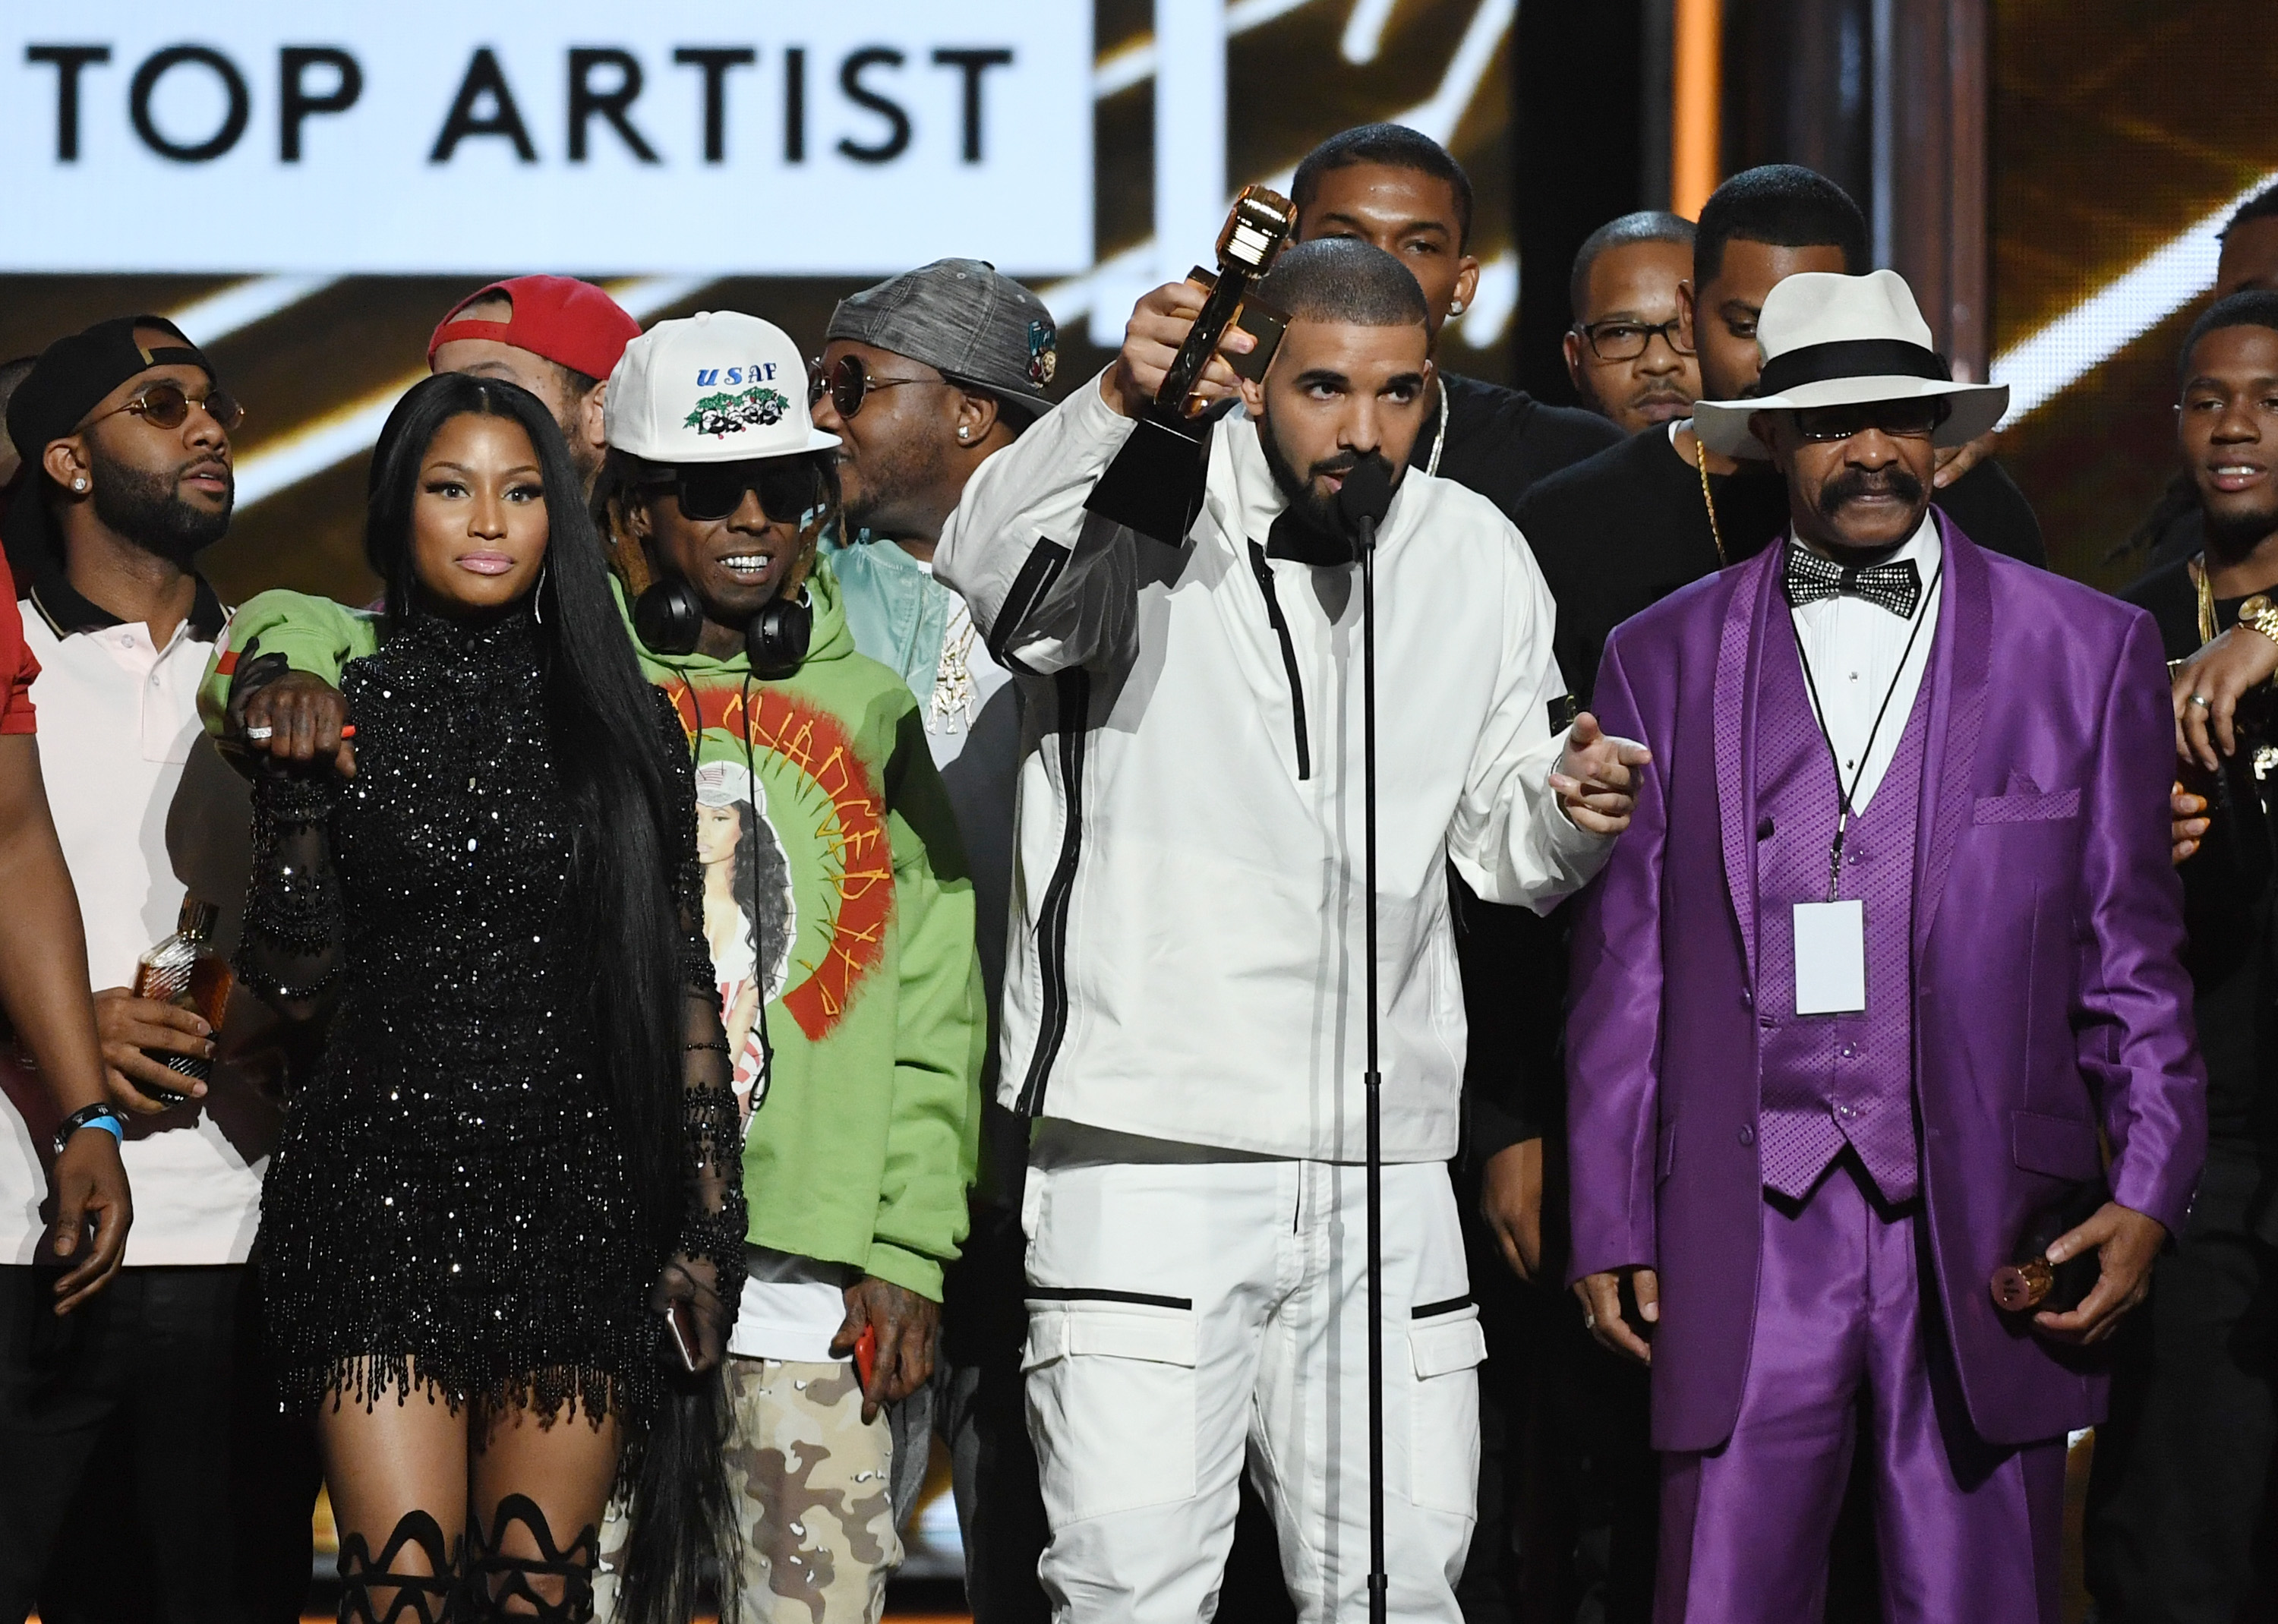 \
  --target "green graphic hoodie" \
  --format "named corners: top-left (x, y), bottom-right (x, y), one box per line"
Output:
top-left (199, 566), bottom-right (984, 1299)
